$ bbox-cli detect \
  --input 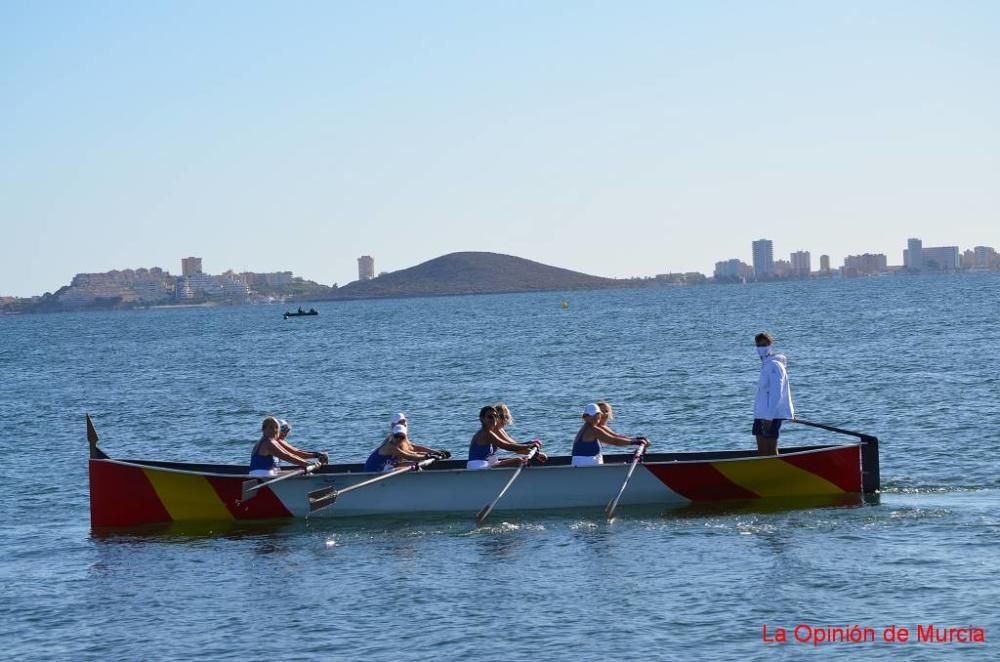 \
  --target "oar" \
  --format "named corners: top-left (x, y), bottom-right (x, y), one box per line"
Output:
top-left (475, 447), bottom-right (538, 527)
top-left (308, 457), bottom-right (437, 514)
top-left (606, 442), bottom-right (648, 520)
top-left (790, 418), bottom-right (878, 443)
top-left (240, 463), bottom-right (318, 502)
